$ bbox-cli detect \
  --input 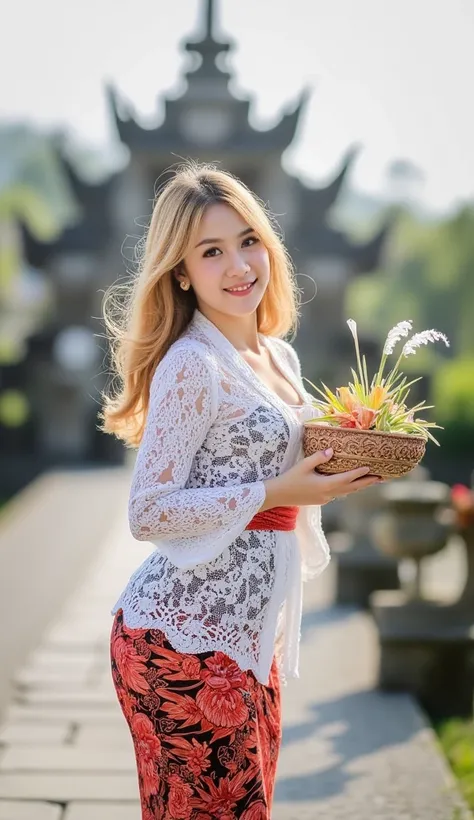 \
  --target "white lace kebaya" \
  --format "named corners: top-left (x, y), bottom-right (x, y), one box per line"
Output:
top-left (112, 309), bottom-right (330, 684)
